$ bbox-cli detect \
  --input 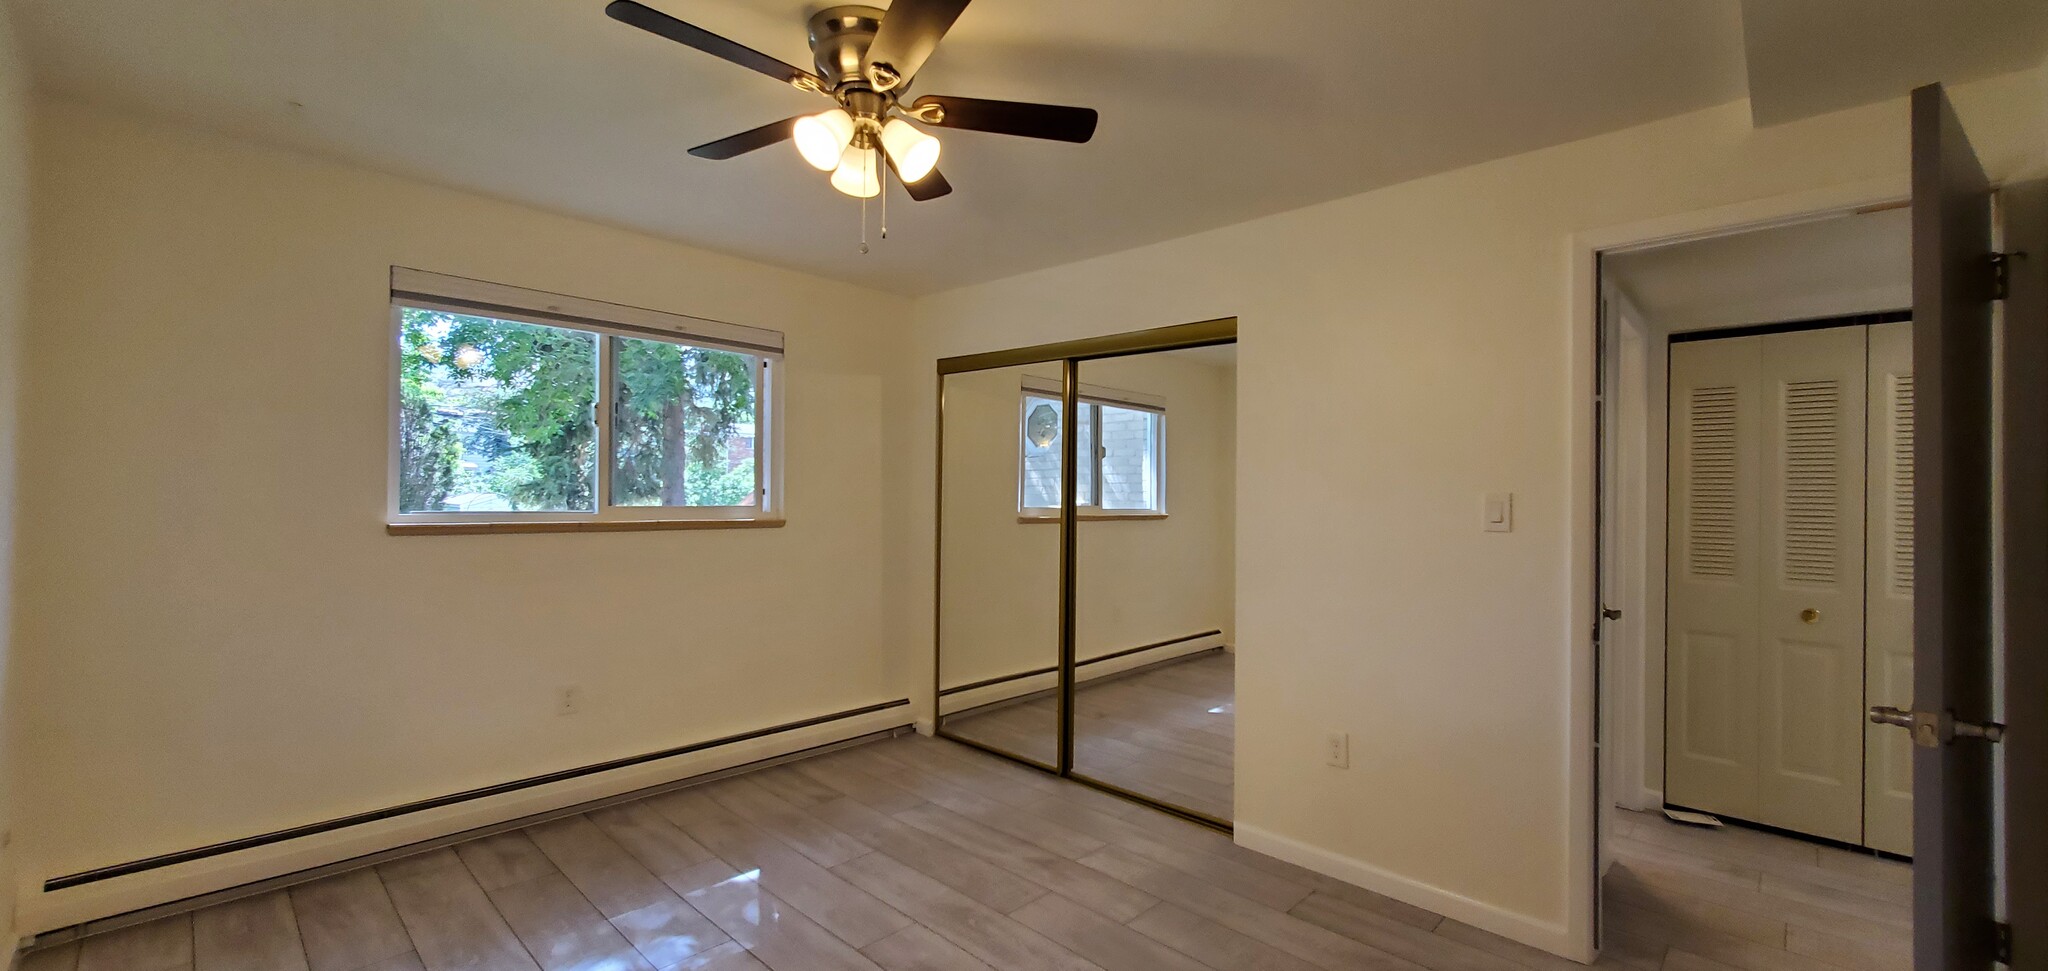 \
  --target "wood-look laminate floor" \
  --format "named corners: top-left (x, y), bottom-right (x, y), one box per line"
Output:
top-left (1601, 808), bottom-right (1912, 970)
top-left (944, 651), bottom-right (1236, 820)
top-left (19, 735), bottom-right (1909, 971)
